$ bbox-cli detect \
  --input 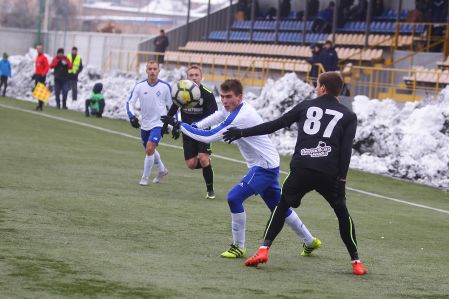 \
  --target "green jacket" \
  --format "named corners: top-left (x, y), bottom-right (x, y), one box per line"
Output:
top-left (89, 92), bottom-right (104, 112)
